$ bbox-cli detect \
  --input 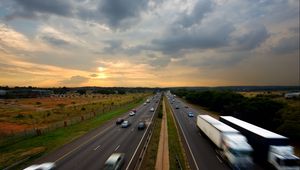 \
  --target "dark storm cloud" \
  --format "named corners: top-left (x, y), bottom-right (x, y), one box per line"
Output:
top-left (60, 75), bottom-right (89, 85)
top-left (272, 36), bottom-right (299, 54)
top-left (97, 0), bottom-right (148, 28)
top-left (230, 25), bottom-right (270, 51)
top-left (176, 0), bottom-right (214, 27)
top-left (6, 0), bottom-right (74, 20)
top-left (4, 0), bottom-right (149, 30)
top-left (150, 20), bottom-right (235, 55)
